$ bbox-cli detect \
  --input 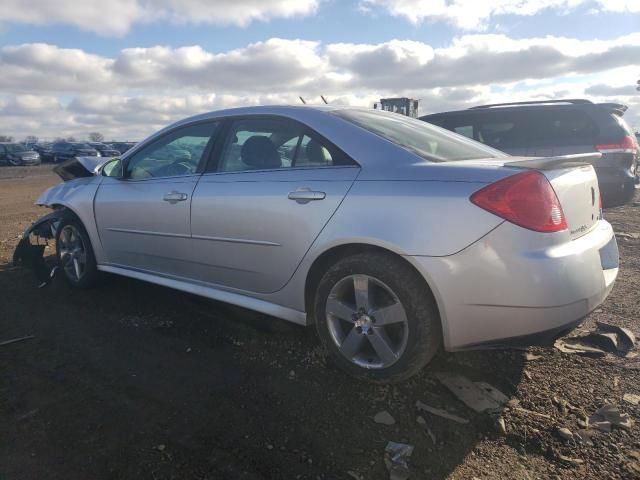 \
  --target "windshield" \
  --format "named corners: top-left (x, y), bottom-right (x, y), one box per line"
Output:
top-left (332, 108), bottom-right (508, 162)
top-left (6, 144), bottom-right (28, 152)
